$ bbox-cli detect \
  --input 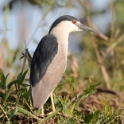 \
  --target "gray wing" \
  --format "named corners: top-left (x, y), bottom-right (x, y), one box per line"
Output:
top-left (30, 34), bottom-right (58, 108)
top-left (30, 34), bottom-right (58, 87)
